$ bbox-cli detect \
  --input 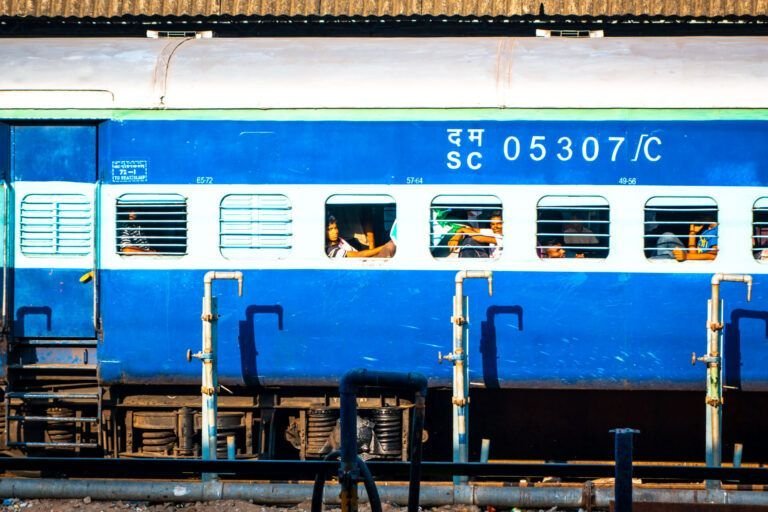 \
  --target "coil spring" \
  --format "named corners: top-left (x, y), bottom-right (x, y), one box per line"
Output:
top-left (372, 408), bottom-right (402, 458)
top-left (141, 429), bottom-right (177, 455)
top-left (0, 400), bottom-right (5, 448)
top-left (306, 409), bottom-right (338, 458)
top-left (216, 412), bottom-right (245, 459)
top-left (46, 407), bottom-right (75, 444)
